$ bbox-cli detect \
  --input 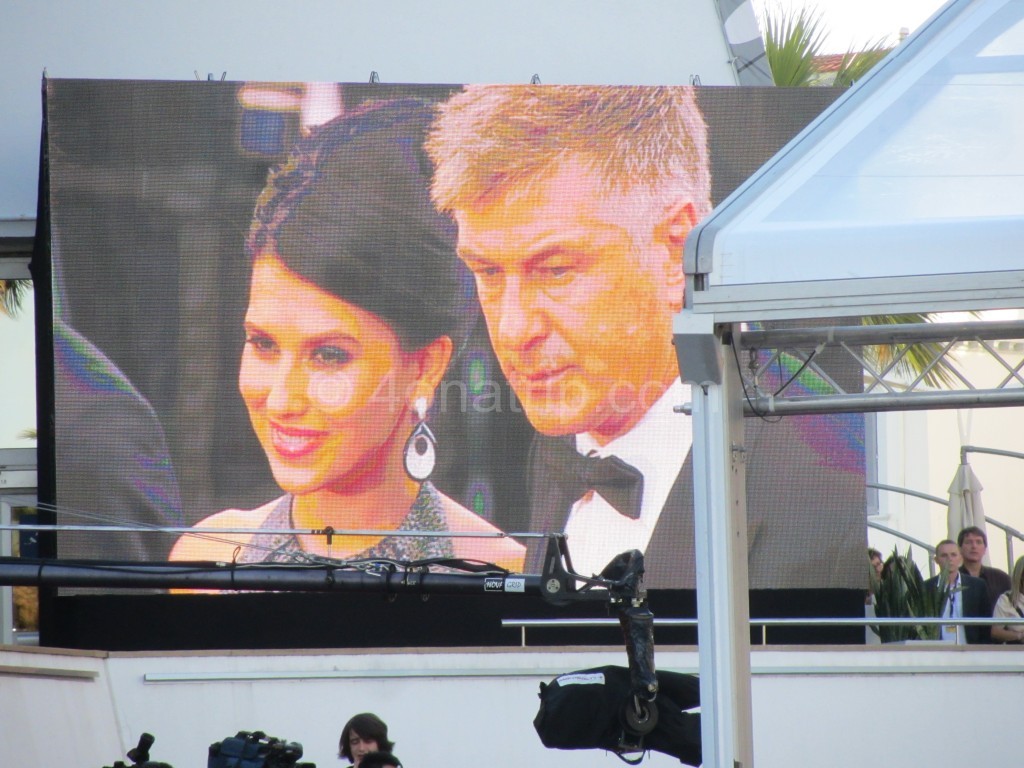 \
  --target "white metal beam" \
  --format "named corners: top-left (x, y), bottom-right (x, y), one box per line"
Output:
top-left (679, 315), bottom-right (754, 767)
